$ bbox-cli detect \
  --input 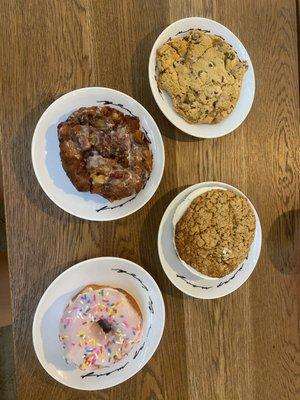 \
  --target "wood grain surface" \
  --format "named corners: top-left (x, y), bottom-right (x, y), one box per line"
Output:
top-left (0, 0), bottom-right (299, 399)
